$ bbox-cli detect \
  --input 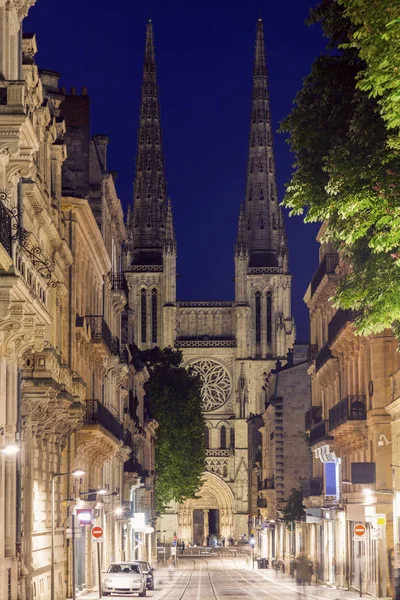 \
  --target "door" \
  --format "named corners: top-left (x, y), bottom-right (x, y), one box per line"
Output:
top-left (193, 510), bottom-right (204, 546)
